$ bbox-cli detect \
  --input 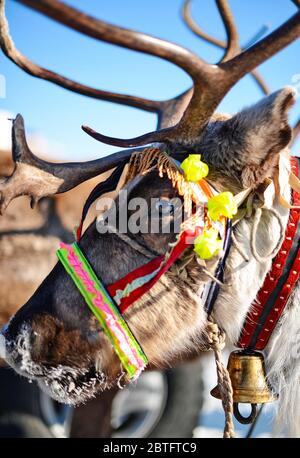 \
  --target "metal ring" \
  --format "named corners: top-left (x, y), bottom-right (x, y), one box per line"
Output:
top-left (233, 403), bottom-right (258, 424)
